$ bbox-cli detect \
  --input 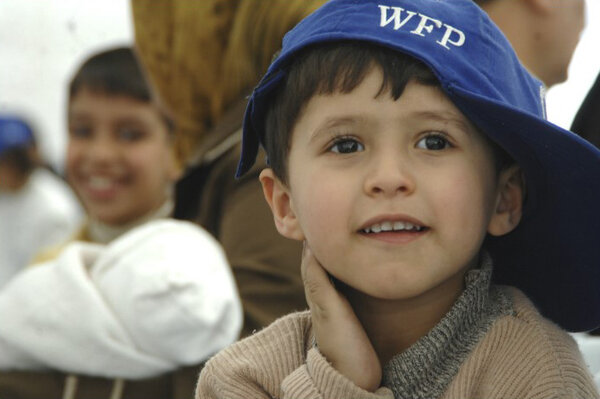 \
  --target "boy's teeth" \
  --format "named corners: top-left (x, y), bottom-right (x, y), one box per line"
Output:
top-left (89, 177), bottom-right (113, 189)
top-left (363, 221), bottom-right (423, 233)
top-left (380, 221), bottom-right (392, 231)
